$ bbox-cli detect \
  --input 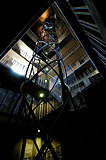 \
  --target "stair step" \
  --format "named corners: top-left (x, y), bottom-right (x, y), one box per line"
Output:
top-left (79, 20), bottom-right (98, 28)
top-left (72, 6), bottom-right (88, 10)
top-left (84, 30), bottom-right (106, 47)
top-left (74, 11), bottom-right (91, 16)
